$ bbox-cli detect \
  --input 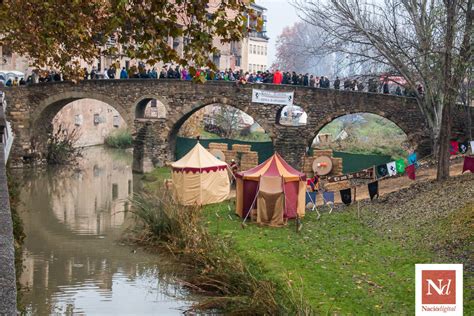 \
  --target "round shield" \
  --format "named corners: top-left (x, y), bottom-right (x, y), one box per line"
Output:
top-left (210, 149), bottom-right (226, 162)
top-left (312, 156), bottom-right (333, 175)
